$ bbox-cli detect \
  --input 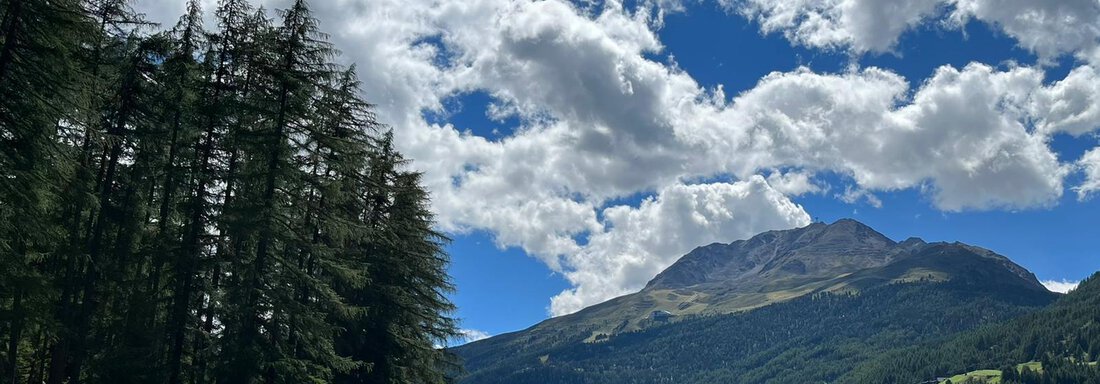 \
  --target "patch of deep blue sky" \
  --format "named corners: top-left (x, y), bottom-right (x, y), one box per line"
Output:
top-left (439, 1), bottom-right (1100, 340)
